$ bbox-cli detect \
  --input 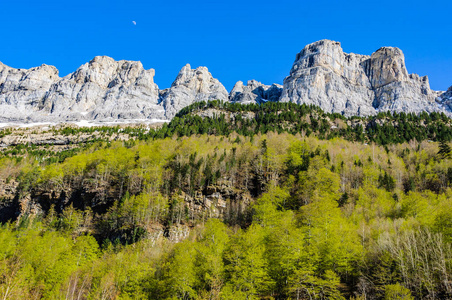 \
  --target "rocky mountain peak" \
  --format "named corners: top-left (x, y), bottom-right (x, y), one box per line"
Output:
top-left (280, 39), bottom-right (446, 116)
top-left (162, 64), bottom-right (228, 118)
top-left (294, 40), bottom-right (341, 75)
top-left (280, 39), bottom-right (374, 116)
top-left (230, 80), bottom-right (282, 104)
top-left (34, 56), bottom-right (162, 122)
top-left (70, 56), bottom-right (154, 89)
top-left (20, 64), bottom-right (60, 90)
top-left (171, 64), bottom-right (222, 94)
top-left (296, 39), bottom-right (341, 59)
top-left (0, 63), bottom-right (60, 92)
top-left (368, 46), bottom-right (409, 89)
top-left (0, 62), bottom-right (61, 122)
